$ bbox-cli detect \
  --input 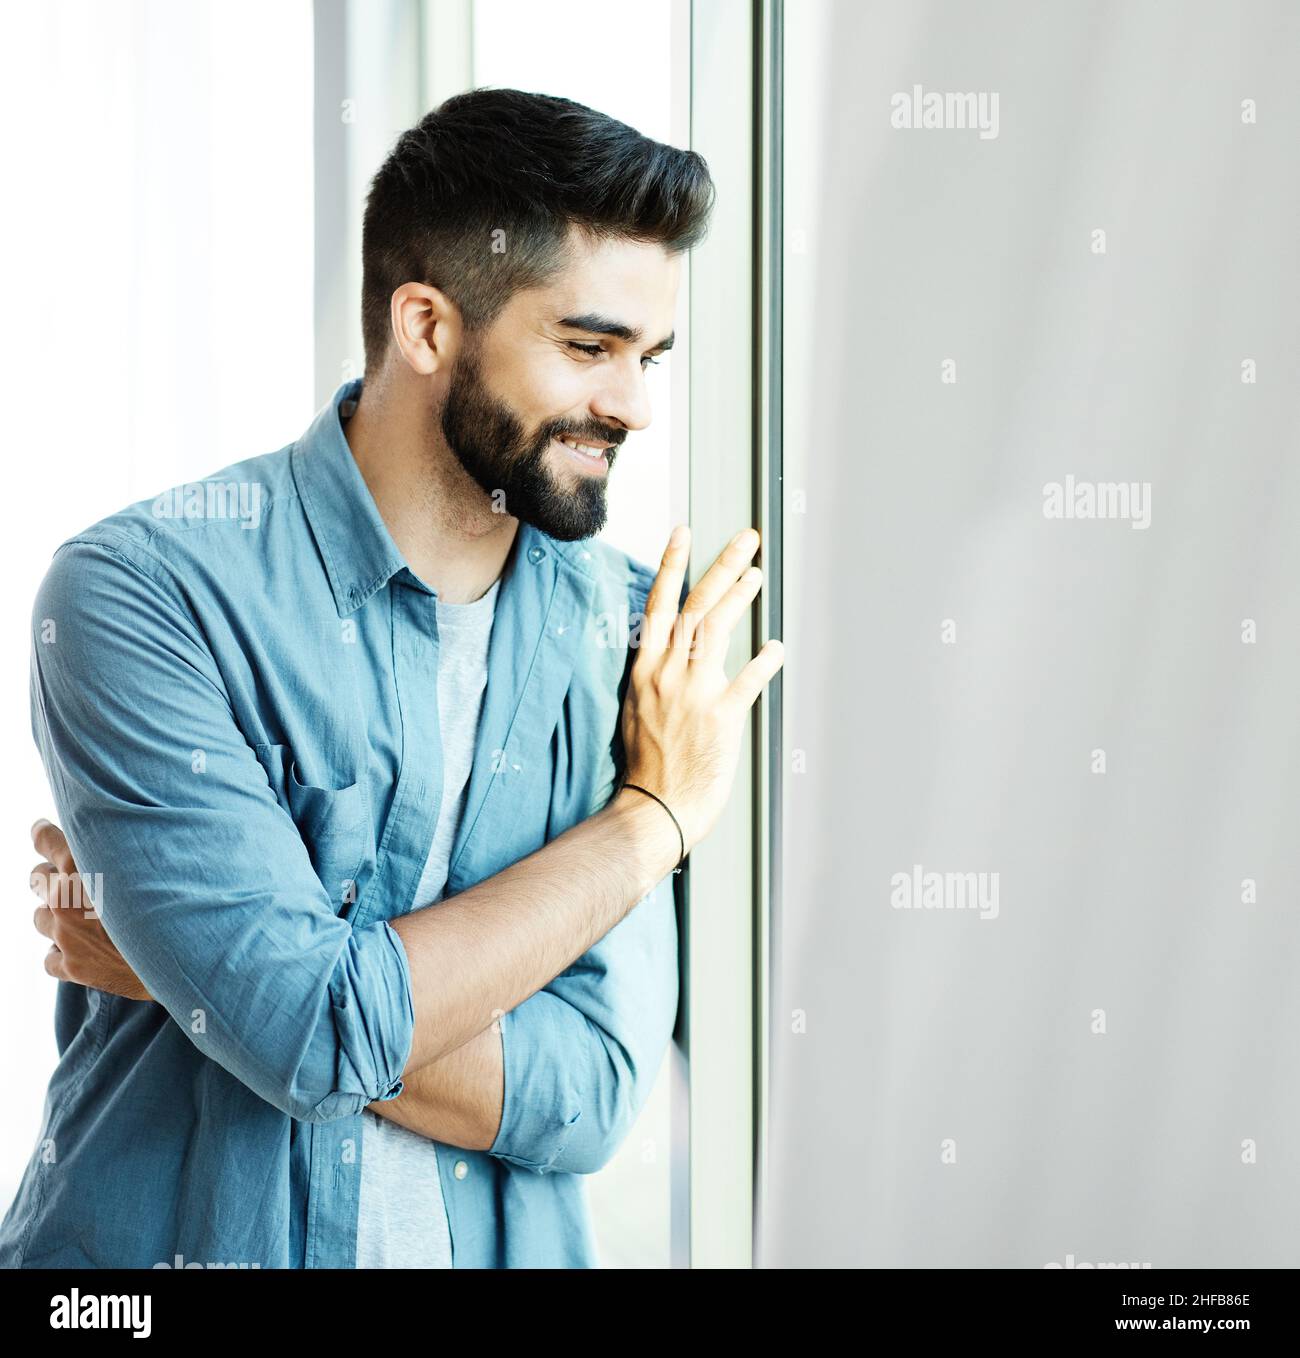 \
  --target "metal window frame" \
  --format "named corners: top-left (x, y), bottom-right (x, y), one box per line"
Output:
top-left (756, 0), bottom-right (783, 1274)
